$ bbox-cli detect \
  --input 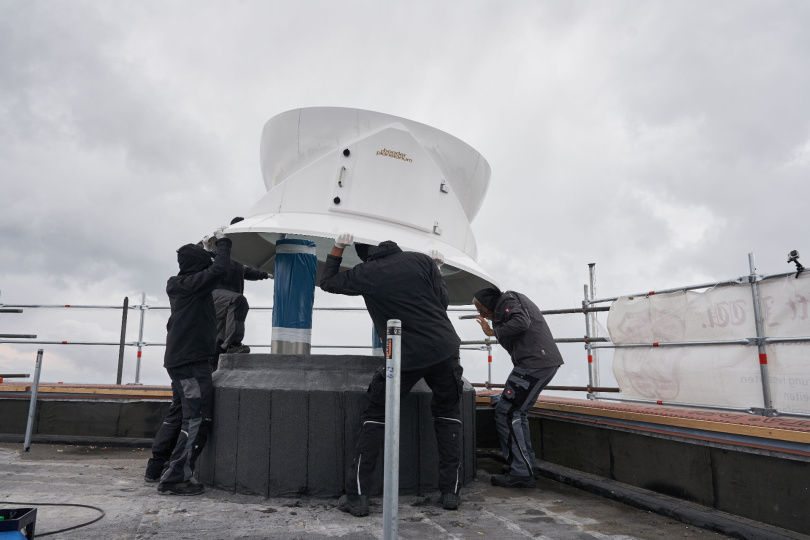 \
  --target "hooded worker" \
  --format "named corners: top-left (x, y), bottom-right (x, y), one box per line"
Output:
top-left (320, 233), bottom-right (463, 516)
top-left (145, 229), bottom-right (231, 496)
top-left (472, 287), bottom-right (564, 489)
